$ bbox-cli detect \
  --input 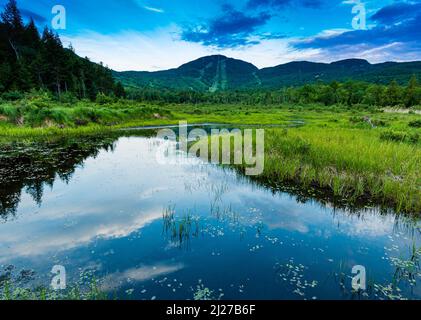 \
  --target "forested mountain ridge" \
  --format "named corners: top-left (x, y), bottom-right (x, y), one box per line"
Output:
top-left (115, 55), bottom-right (261, 92)
top-left (0, 0), bottom-right (125, 100)
top-left (114, 55), bottom-right (421, 91)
